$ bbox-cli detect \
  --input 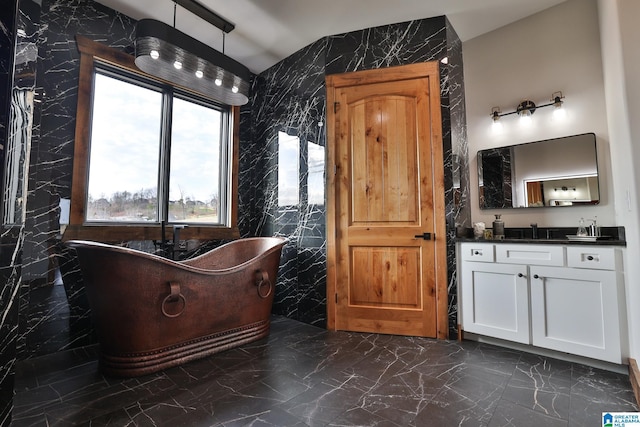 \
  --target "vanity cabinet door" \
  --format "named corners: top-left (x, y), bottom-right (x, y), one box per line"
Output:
top-left (461, 262), bottom-right (530, 344)
top-left (530, 266), bottom-right (622, 363)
